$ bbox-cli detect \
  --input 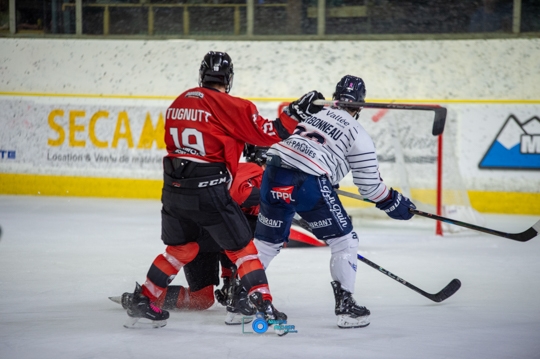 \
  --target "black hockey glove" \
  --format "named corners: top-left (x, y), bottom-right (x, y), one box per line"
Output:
top-left (287, 90), bottom-right (325, 122)
top-left (214, 277), bottom-right (232, 307)
top-left (376, 188), bottom-right (416, 220)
